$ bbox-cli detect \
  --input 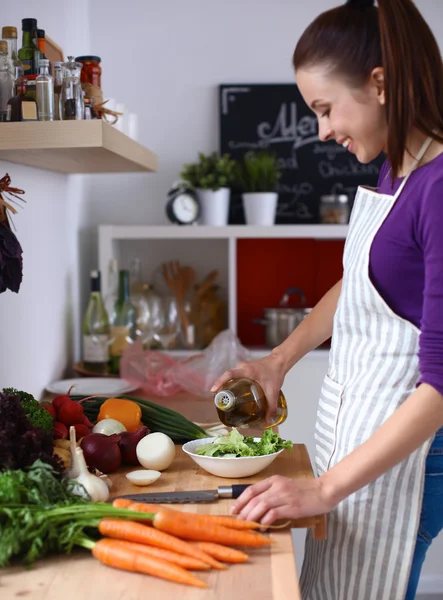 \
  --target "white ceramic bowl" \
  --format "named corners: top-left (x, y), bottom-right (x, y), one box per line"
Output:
top-left (182, 437), bottom-right (285, 479)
